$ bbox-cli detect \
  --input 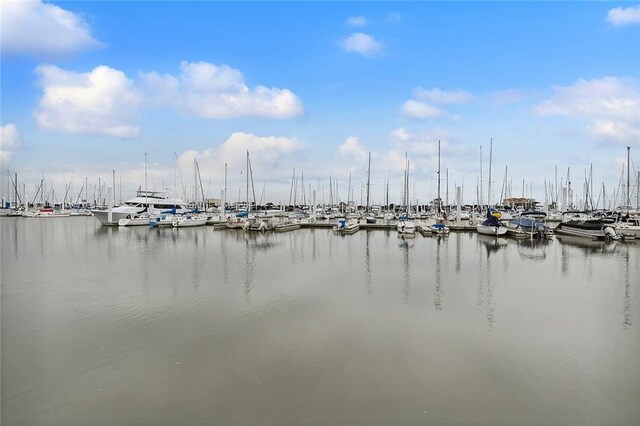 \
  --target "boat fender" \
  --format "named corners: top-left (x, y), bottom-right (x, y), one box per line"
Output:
top-left (604, 226), bottom-right (617, 241)
top-left (468, 219), bottom-right (473, 226)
